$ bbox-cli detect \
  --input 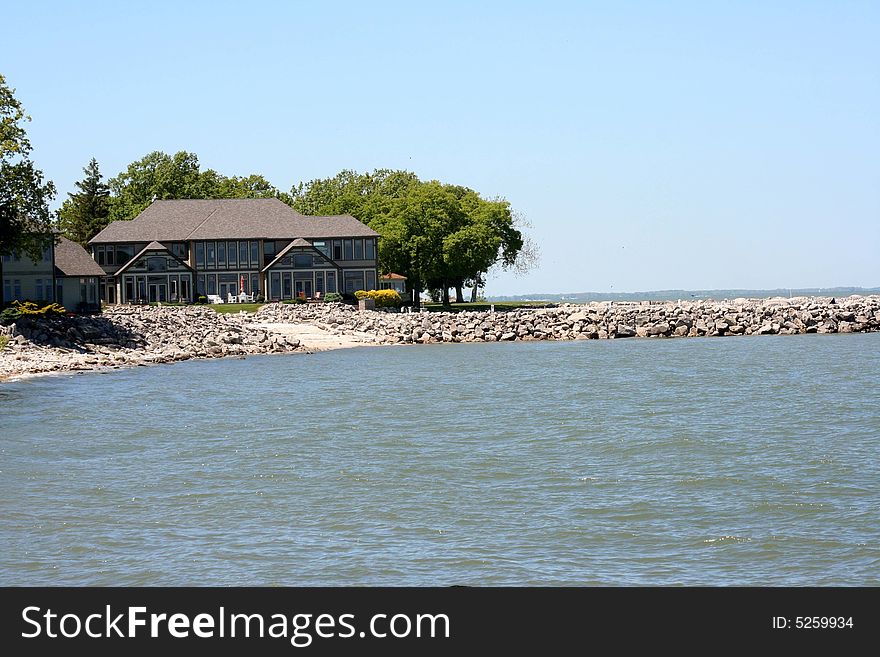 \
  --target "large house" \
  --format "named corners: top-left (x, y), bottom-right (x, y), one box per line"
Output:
top-left (88, 198), bottom-right (380, 304)
top-left (1, 236), bottom-right (103, 312)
